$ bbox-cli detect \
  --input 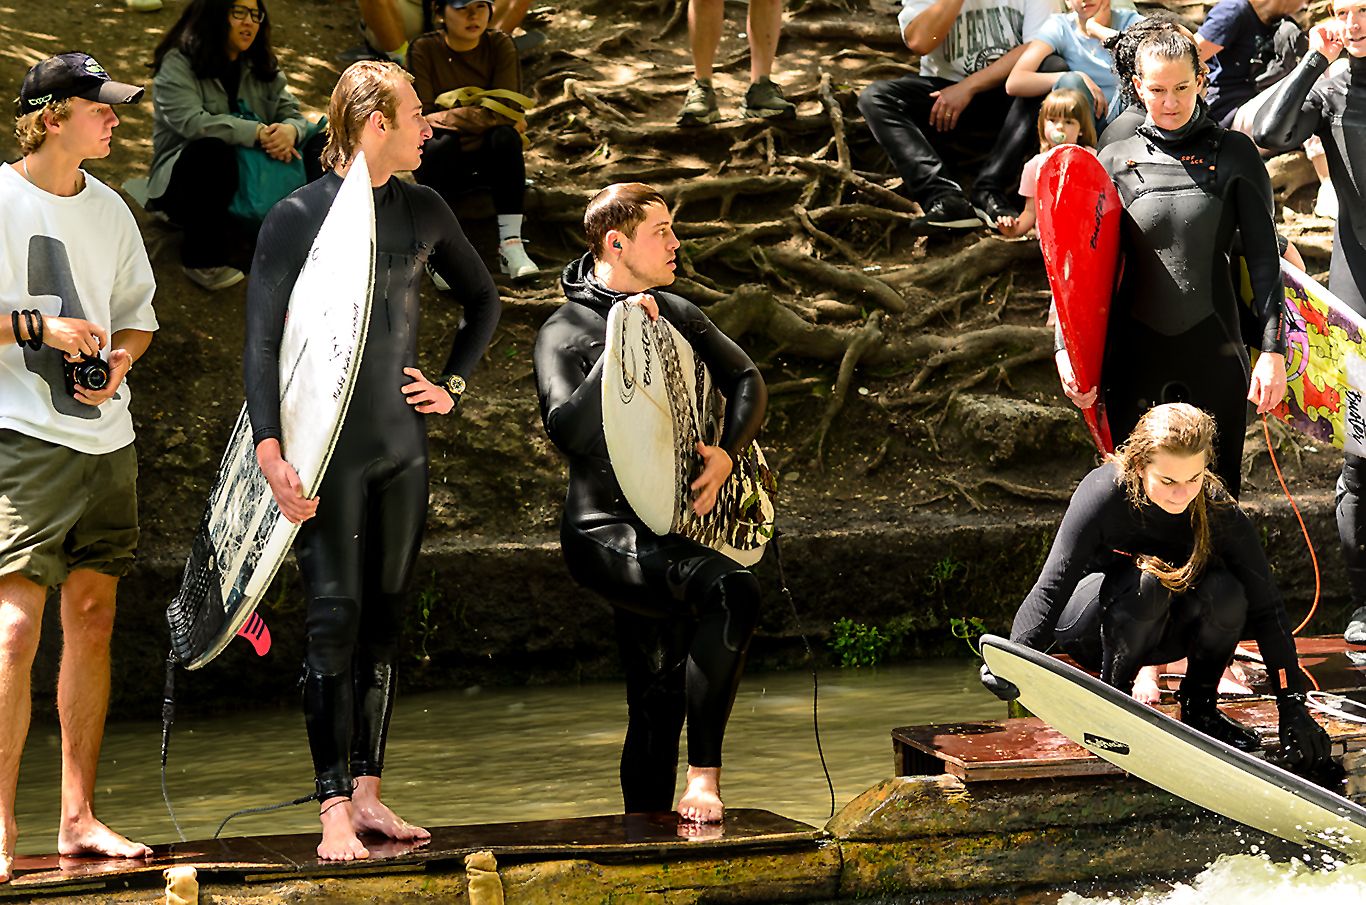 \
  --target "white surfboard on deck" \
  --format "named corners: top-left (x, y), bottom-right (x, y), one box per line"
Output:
top-left (187, 153), bottom-right (377, 669)
top-left (980, 634), bottom-right (1366, 859)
